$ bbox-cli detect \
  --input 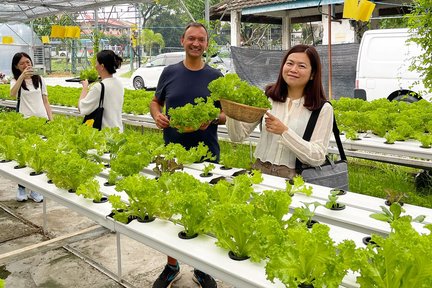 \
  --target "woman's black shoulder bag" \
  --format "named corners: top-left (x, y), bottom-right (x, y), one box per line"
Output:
top-left (83, 82), bottom-right (105, 130)
top-left (295, 102), bottom-right (349, 191)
